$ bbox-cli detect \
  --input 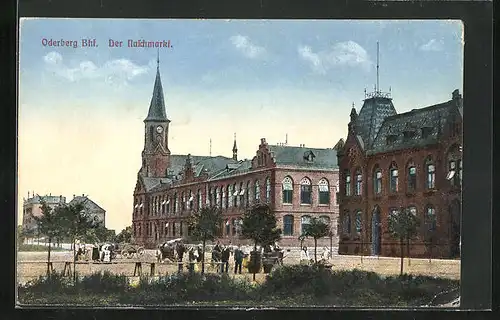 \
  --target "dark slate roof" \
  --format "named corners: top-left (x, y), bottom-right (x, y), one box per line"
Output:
top-left (355, 96), bottom-right (397, 149)
top-left (267, 145), bottom-right (338, 170)
top-left (25, 195), bottom-right (65, 205)
top-left (208, 159), bottom-right (253, 181)
top-left (145, 66), bottom-right (168, 122)
top-left (69, 196), bottom-right (105, 212)
top-left (367, 100), bottom-right (457, 155)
